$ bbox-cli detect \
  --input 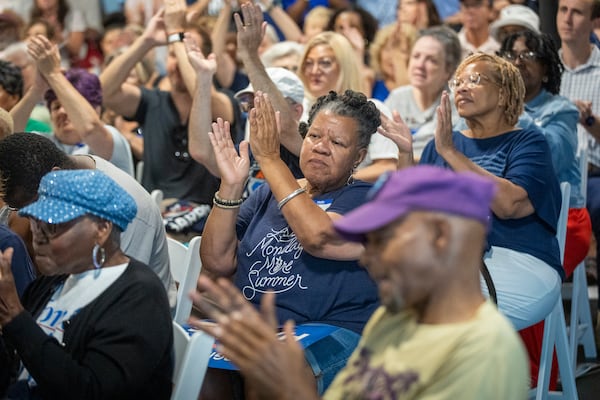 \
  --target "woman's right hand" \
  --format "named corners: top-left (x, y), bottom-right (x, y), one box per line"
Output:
top-left (208, 118), bottom-right (250, 186)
